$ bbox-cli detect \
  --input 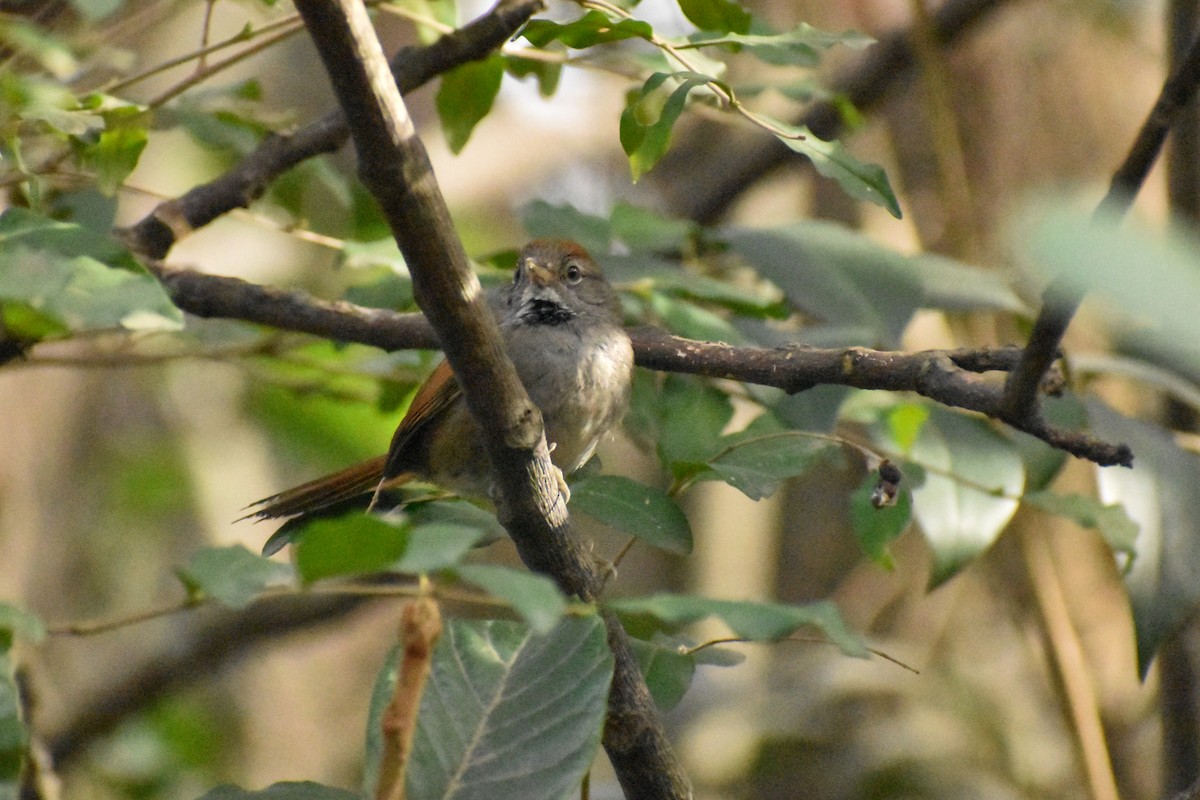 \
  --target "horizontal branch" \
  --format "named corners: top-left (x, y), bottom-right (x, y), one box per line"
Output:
top-left (151, 263), bottom-right (1131, 467)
